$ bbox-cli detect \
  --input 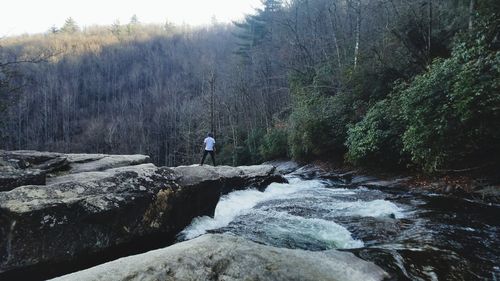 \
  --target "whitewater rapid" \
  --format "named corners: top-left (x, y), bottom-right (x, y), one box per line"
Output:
top-left (180, 176), bottom-right (407, 249)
